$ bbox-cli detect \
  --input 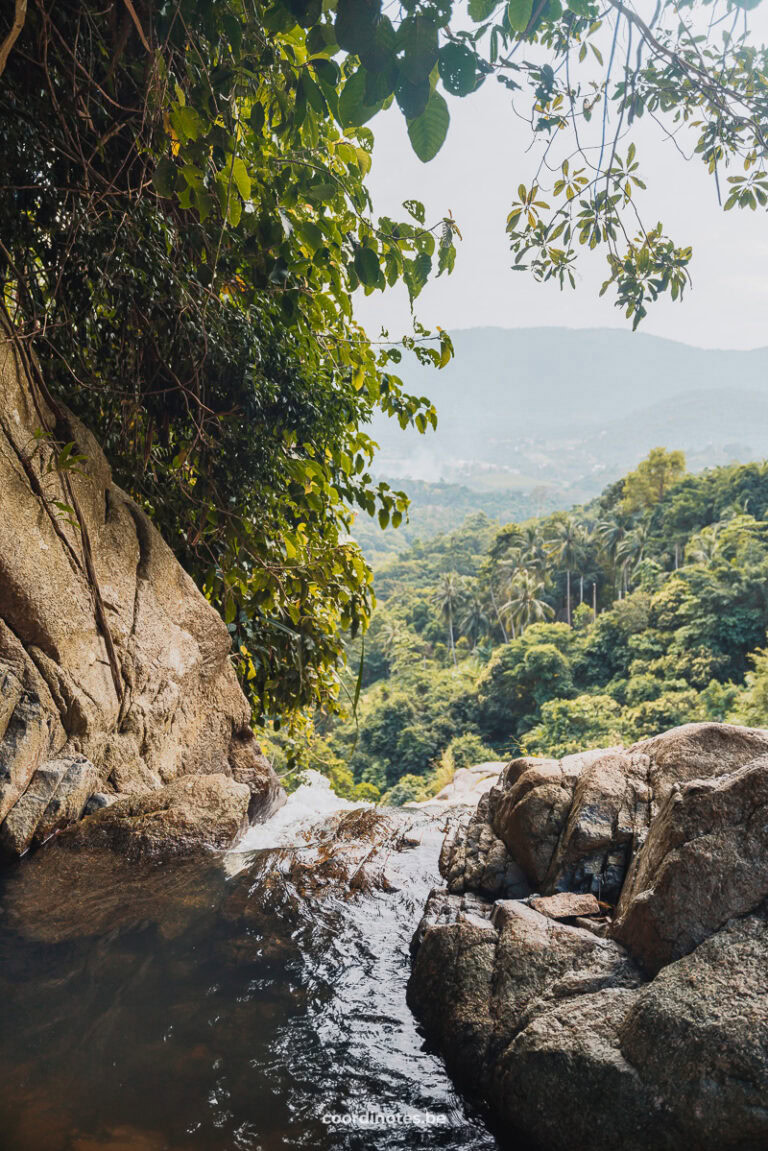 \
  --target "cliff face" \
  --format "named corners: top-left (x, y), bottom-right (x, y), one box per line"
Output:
top-left (0, 321), bottom-right (283, 859)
